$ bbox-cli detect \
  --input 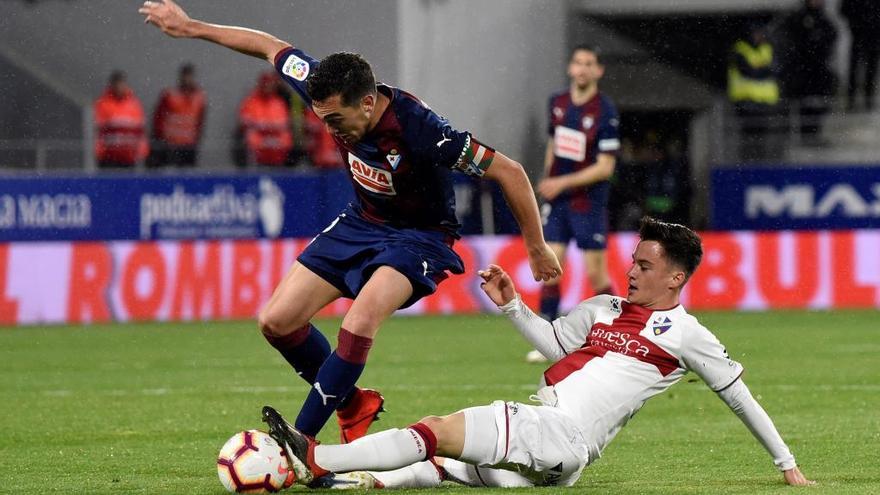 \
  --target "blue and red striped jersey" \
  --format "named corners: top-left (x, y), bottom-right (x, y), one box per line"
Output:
top-left (547, 90), bottom-right (620, 212)
top-left (274, 47), bottom-right (494, 237)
